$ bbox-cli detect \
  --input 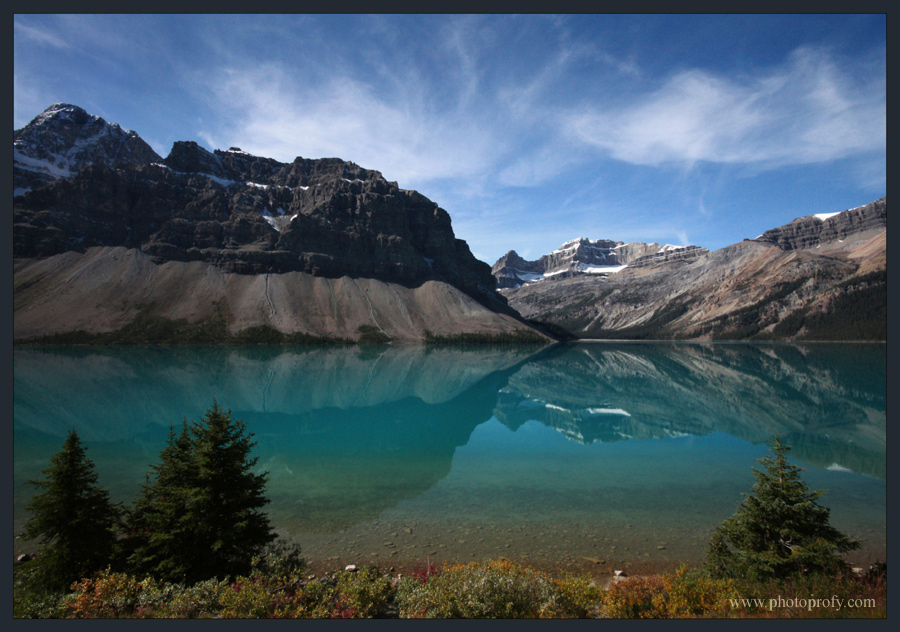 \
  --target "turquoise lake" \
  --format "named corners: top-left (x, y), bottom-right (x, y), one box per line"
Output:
top-left (13, 342), bottom-right (886, 575)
